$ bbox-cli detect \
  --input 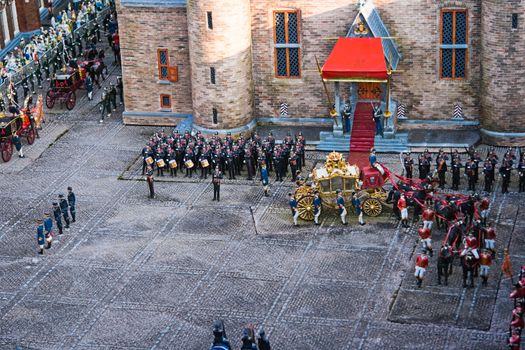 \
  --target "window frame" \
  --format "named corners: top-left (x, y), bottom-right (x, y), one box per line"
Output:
top-left (439, 9), bottom-right (468, 80)
top-left (512, 13), bottom-right (518, 30)
top-left (207, 11), bottom-right (213, 30)
top-left (157, 48), bottom-right (170, 81)
top-left (160, 94), bottom-right (172, 109)
top-left (273, 10), bottom-right (301, 79)
top-left (210, 67), bottom-right (216, 84)
top-left (212, 107), bottom-right (218, 124)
